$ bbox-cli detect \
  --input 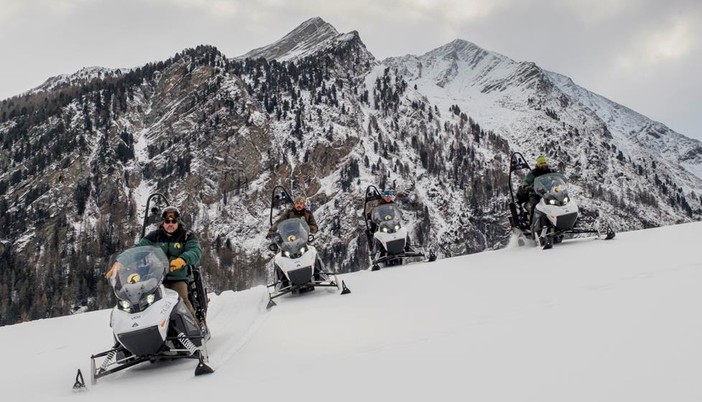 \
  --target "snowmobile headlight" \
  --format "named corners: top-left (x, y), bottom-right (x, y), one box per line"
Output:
top-left (394, 225), bottom-right (400, 231)
top-left (119, 300), bottom-right (131, 312)
top-left (548, 199), bottom-right (557, 205)
top-left (284, 251), bottom-right (291, 257)
top-left (563, 196), bottom-right (569, 204)
top-left (381, 227), bottom-right (388, 232)
top-left (136, 289), bottom-right (162, 312)
top-left (299, 246), bottom-right (307, 254)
